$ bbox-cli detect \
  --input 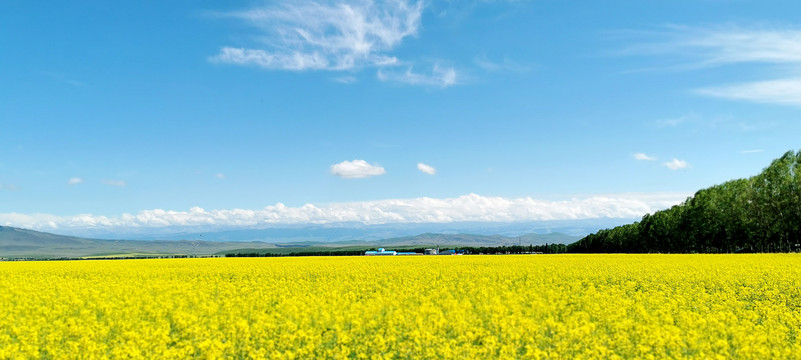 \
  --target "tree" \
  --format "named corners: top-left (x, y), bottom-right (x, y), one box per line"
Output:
top-left (568, 150), bottom-right (801, 253)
